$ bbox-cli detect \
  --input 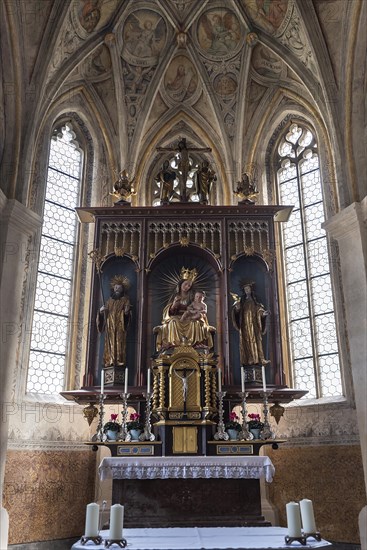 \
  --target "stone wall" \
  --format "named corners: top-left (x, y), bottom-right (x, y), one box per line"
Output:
top-left (265, 444), bottom-right (366, 544)
top-left (4, 450), bottom-right (96, 545)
